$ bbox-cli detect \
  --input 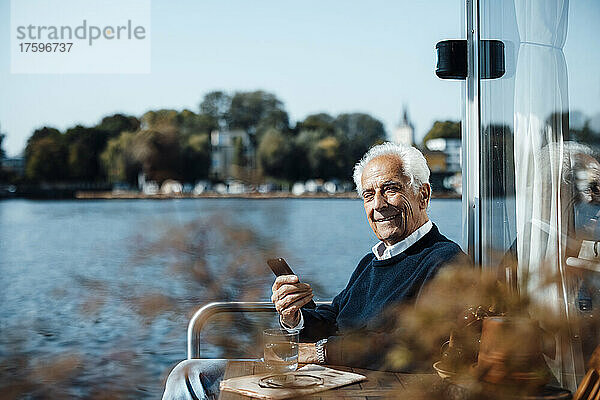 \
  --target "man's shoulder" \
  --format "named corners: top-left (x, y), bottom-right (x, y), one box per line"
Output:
top-left (422, 234), bottom-right (466, 270)
top-left (429, 240), bottom-right (464, 261)
top-left (427, 225), bottom-right (462, 249)
top-left (408, 224), bottom-right (461, 254)
top-left (358, 252), bottom-right (376, 266)
top-left (351, 252), bottom-right (376, 274)
top-left (410, 224), bottom-right (465, 267)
